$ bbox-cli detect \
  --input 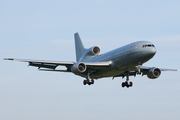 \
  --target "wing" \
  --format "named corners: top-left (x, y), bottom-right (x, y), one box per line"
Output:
top-left (4, 58), bottom-right (75, 72)
top-left (138, 66), bottom-right (177, 71)
top-left (113, 65), bottom-right (177, 78)
top-left (4, 58), bottom-right (111, 72)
